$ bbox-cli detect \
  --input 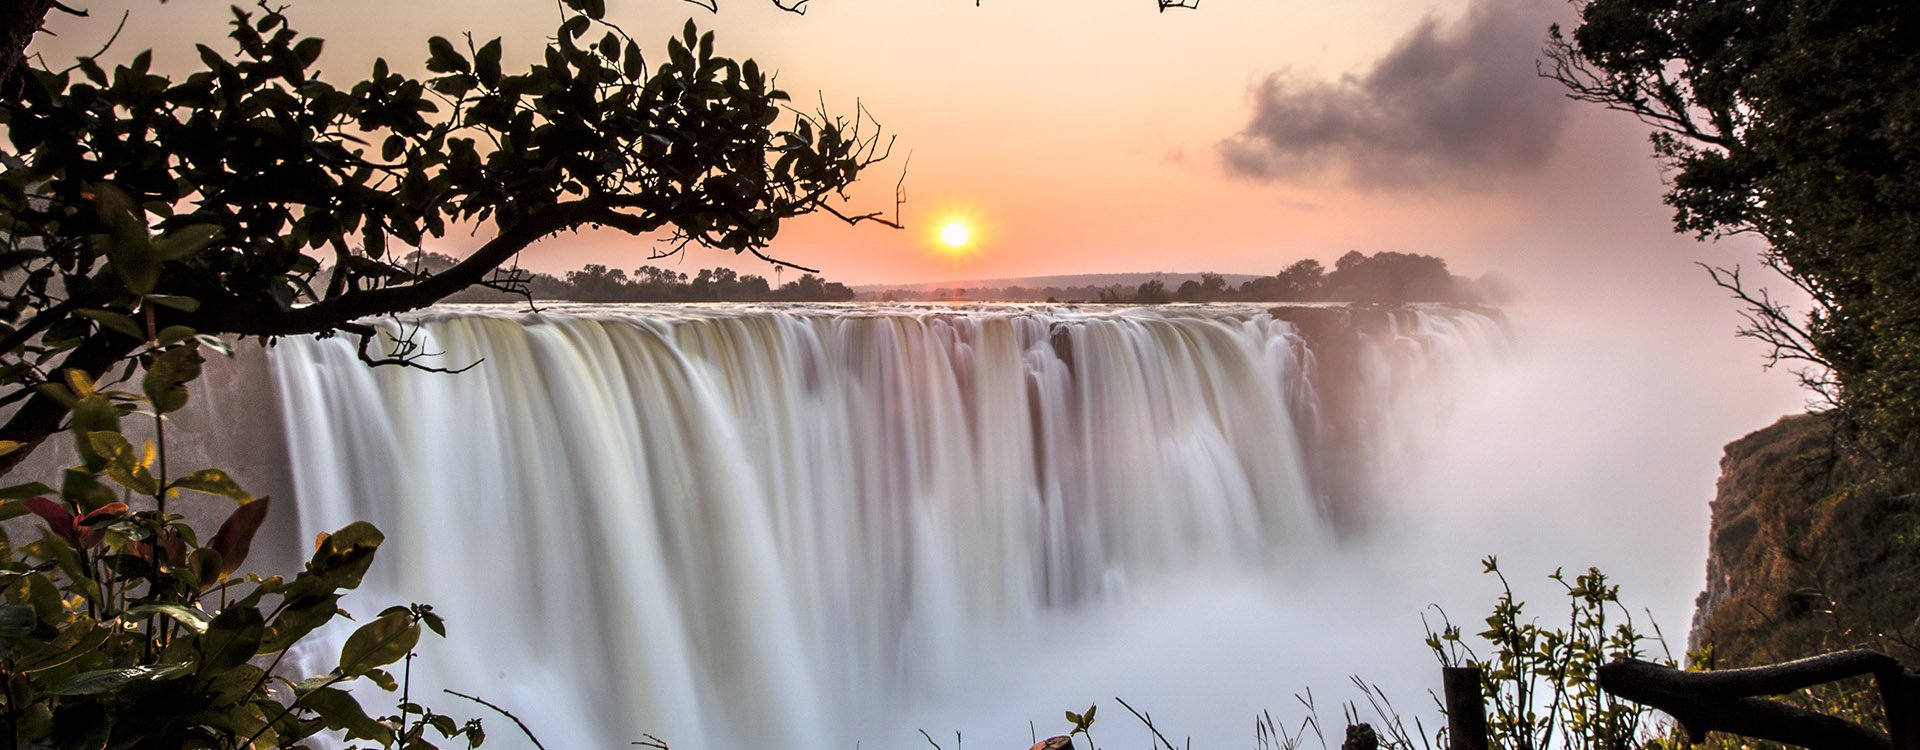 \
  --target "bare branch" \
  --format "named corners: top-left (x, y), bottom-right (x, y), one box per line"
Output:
top-left (443, 690), bottom-right (547, 750)
top-left (340, 321), bottom-right (482, 375)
